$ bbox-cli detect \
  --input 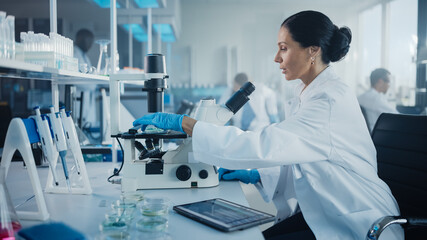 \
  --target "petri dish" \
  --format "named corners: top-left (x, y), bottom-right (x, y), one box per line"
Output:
top-left (120, 191), bottom-right (144, 203)
top-left (105, 211), bottom-right (134, 223)
top-left (143, 196), bottom-right (170, 206)
top-left (144, 125), bottom-right (167, 134)
top-left (139, 196), bottom-right (170, 216)
top-left (99, 219), bottom-right (128, 233)
top-left (136, 216), bottom-right (168, 232)
top-left (98, 231), bottom-right (130, 240)
top-left (140, 203), bottom-right (168, 216)
top-left (111, 200), bottom-right (137, 217)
